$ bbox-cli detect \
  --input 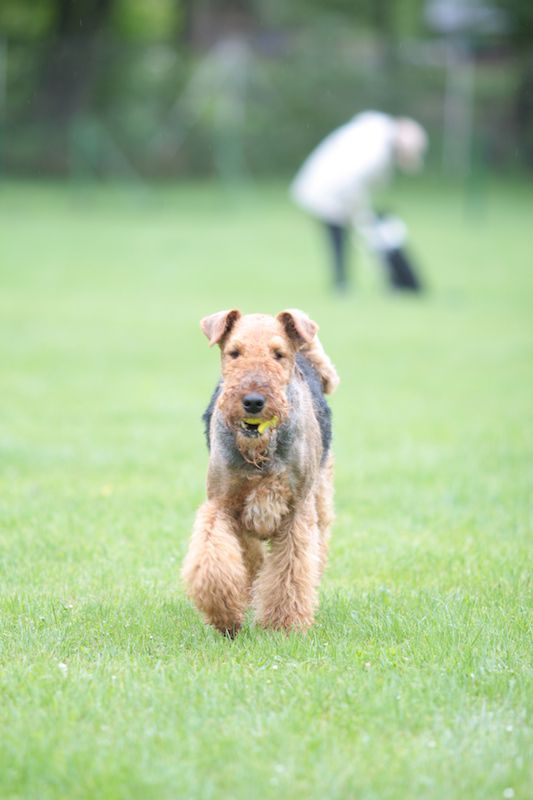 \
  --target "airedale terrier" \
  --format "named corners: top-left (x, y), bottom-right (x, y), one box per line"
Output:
top-left (182, 309), bottom-right (339, 635)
